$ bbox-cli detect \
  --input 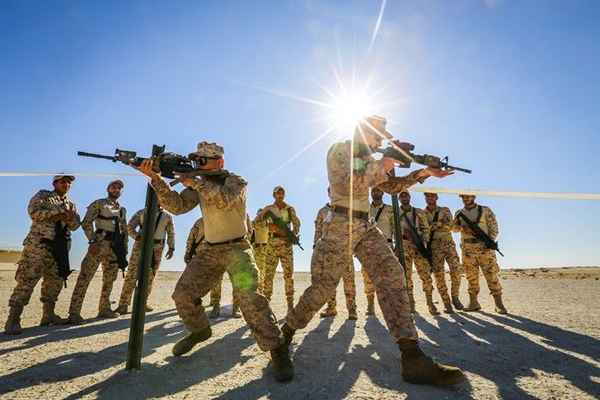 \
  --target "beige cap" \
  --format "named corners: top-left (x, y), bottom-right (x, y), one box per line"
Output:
top-left (53, 175), bottom-right (75, 183)
top-left (273, 186), bottom-right (285, 194)
top-left (107, 180), bottom-right (124, 190)
top-left (358, 115), bottom-right (394, 139)
top-left (190, 141), bottom-right (224, 158)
